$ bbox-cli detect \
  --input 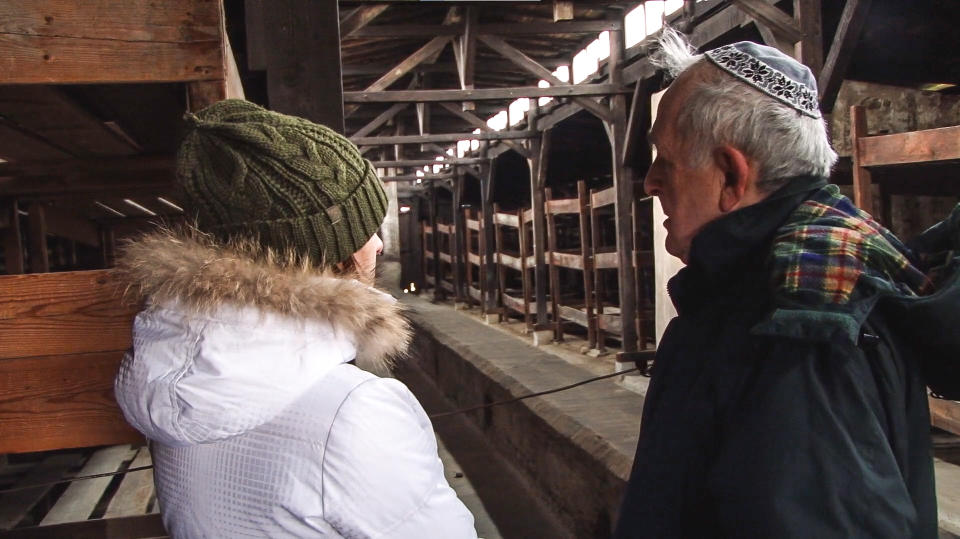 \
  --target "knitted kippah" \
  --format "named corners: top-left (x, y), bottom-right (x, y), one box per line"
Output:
top-left (175, 99), bottom-right (388, 266)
